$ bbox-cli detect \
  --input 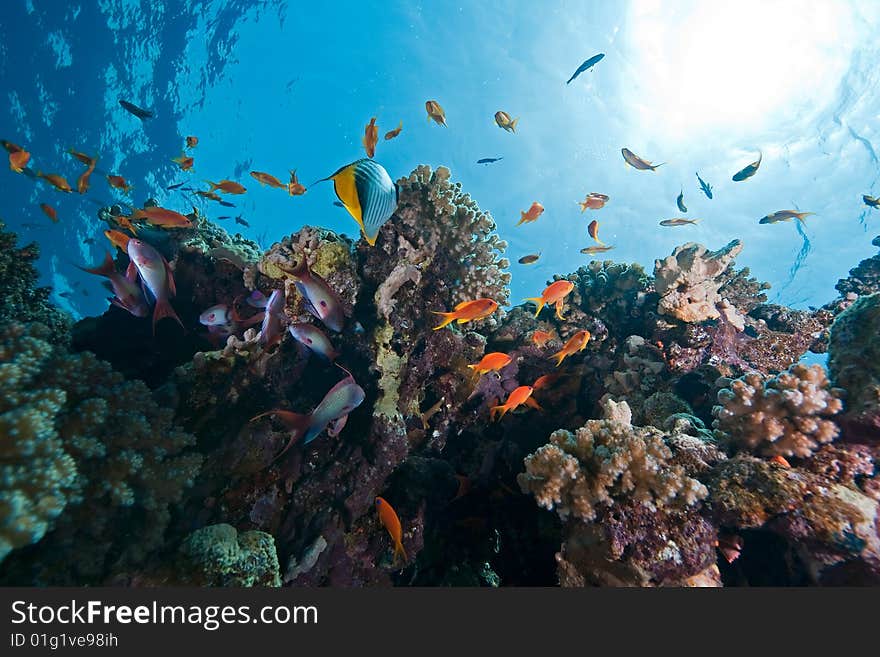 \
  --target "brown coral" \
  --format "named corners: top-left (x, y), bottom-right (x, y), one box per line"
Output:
top-left (712, 364), bottom-right (843, 458)
top-left (517, 398), bottom-right (708, 522)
